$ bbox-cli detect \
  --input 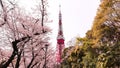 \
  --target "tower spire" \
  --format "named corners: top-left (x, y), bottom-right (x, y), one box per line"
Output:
top-left (57, 3), bottom-right (64, 39)
top-left (56, 3), bottom-right (65, 64)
